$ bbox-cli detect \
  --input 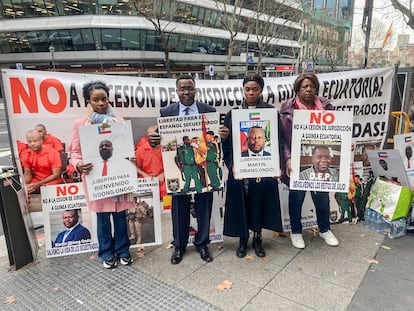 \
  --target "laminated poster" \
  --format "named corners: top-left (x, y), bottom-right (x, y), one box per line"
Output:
top-left (231, 108), bottom-right (280, 179)
top-left (129, 178), bottom-right (162, 248)
top-left (79, 120), bottom-right (138, 200)
top-left (367, 149), bottom-right (410, 188)
top-left (157, 112), bottom-right (223, 195)
top-left (290, 110), bottom-right (353, 192)
top-left (42, 183), bottom-right (98, 258)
